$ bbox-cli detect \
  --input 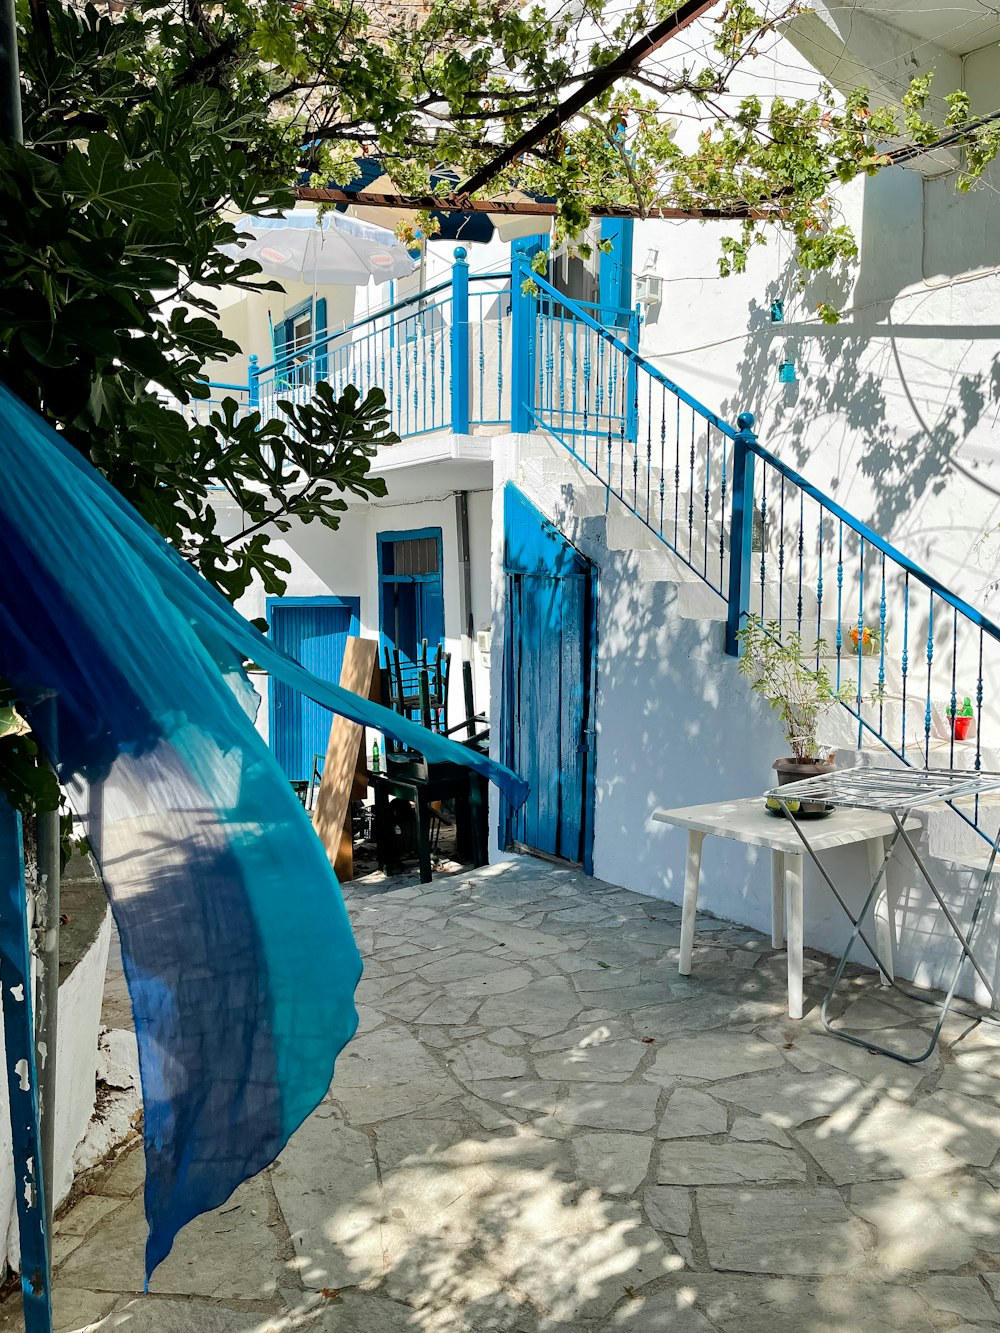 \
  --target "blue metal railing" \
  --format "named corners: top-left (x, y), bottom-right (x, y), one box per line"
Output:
top-left (190, 245), bottom-right (1000, 841)
top-left (198, 253), bottom-right (512, 438)
top-left (730, 431), bottom-right (1000, 783)
top-left (519, 265), bottom-right (737, 598)
top-left (520, 267), bottom-right (1000, 844)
